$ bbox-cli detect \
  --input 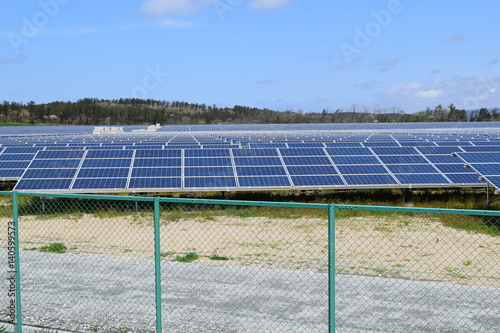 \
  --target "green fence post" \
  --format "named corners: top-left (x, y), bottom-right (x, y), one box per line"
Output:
top-left (12, 192), bottom-right (22, 333)
top-left (328, 204), bottom-right (335, 333)
top-left (154, 197), bottom-right (163, 332)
